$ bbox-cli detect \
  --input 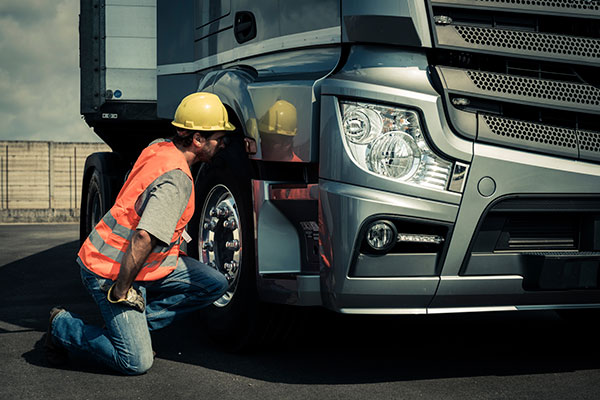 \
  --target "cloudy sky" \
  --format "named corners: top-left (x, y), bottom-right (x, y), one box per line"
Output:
top-left (0, 0), bottom-right (101, 142)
